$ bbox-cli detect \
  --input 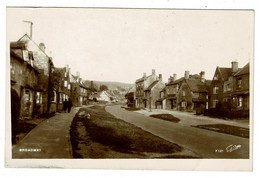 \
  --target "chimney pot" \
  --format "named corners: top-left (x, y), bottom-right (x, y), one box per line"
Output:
top-left (232, 61), bottom-right (238, 73)
top-left (200, 71), bottom-right (205, 82)
top-left (159, 74), bottom-right (162, 80)
top-left (152, 69), bottom-right (156, 75)
top-left (143, 73), bottom-right (147, 78)
top-left (39, 43), bottom-right (46, 52)
top-left (185, 71), bottom-right (190, 79)
top-left (172, 74), bottom-right (177, 81)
